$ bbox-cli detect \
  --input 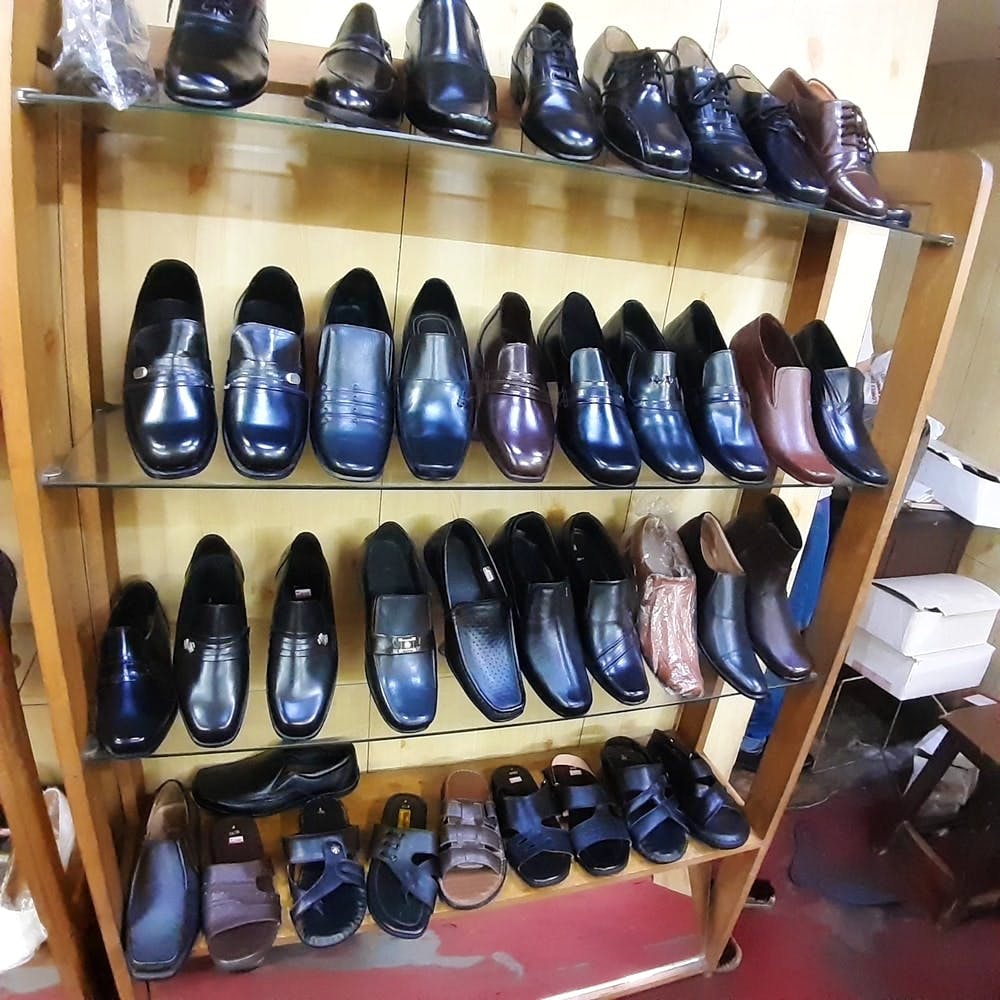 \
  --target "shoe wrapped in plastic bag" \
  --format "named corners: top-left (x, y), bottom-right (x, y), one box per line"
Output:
top-left (54, 0), bottom-right (158, 110)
